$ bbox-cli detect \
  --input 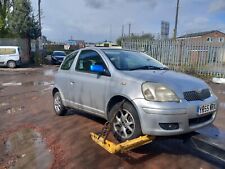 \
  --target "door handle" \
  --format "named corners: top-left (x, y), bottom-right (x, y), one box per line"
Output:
top-left (70, 81), bottom-right (76, 85)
